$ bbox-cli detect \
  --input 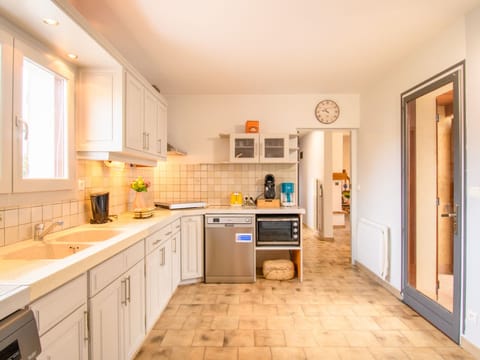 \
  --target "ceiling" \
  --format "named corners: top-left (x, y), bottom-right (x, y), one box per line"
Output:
top-left (67, 0), bottom-right (479, 95)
